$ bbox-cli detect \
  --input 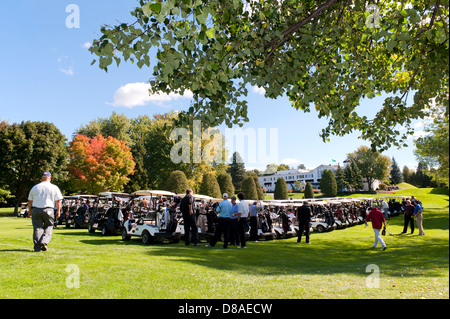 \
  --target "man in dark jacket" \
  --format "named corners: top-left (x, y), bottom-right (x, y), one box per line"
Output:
top-left (296, 201), bottom-right (311, 244)
top-left (180, 189), bottom-right (199, 246)
top-left (402, 200), bottom-right (415, 234)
